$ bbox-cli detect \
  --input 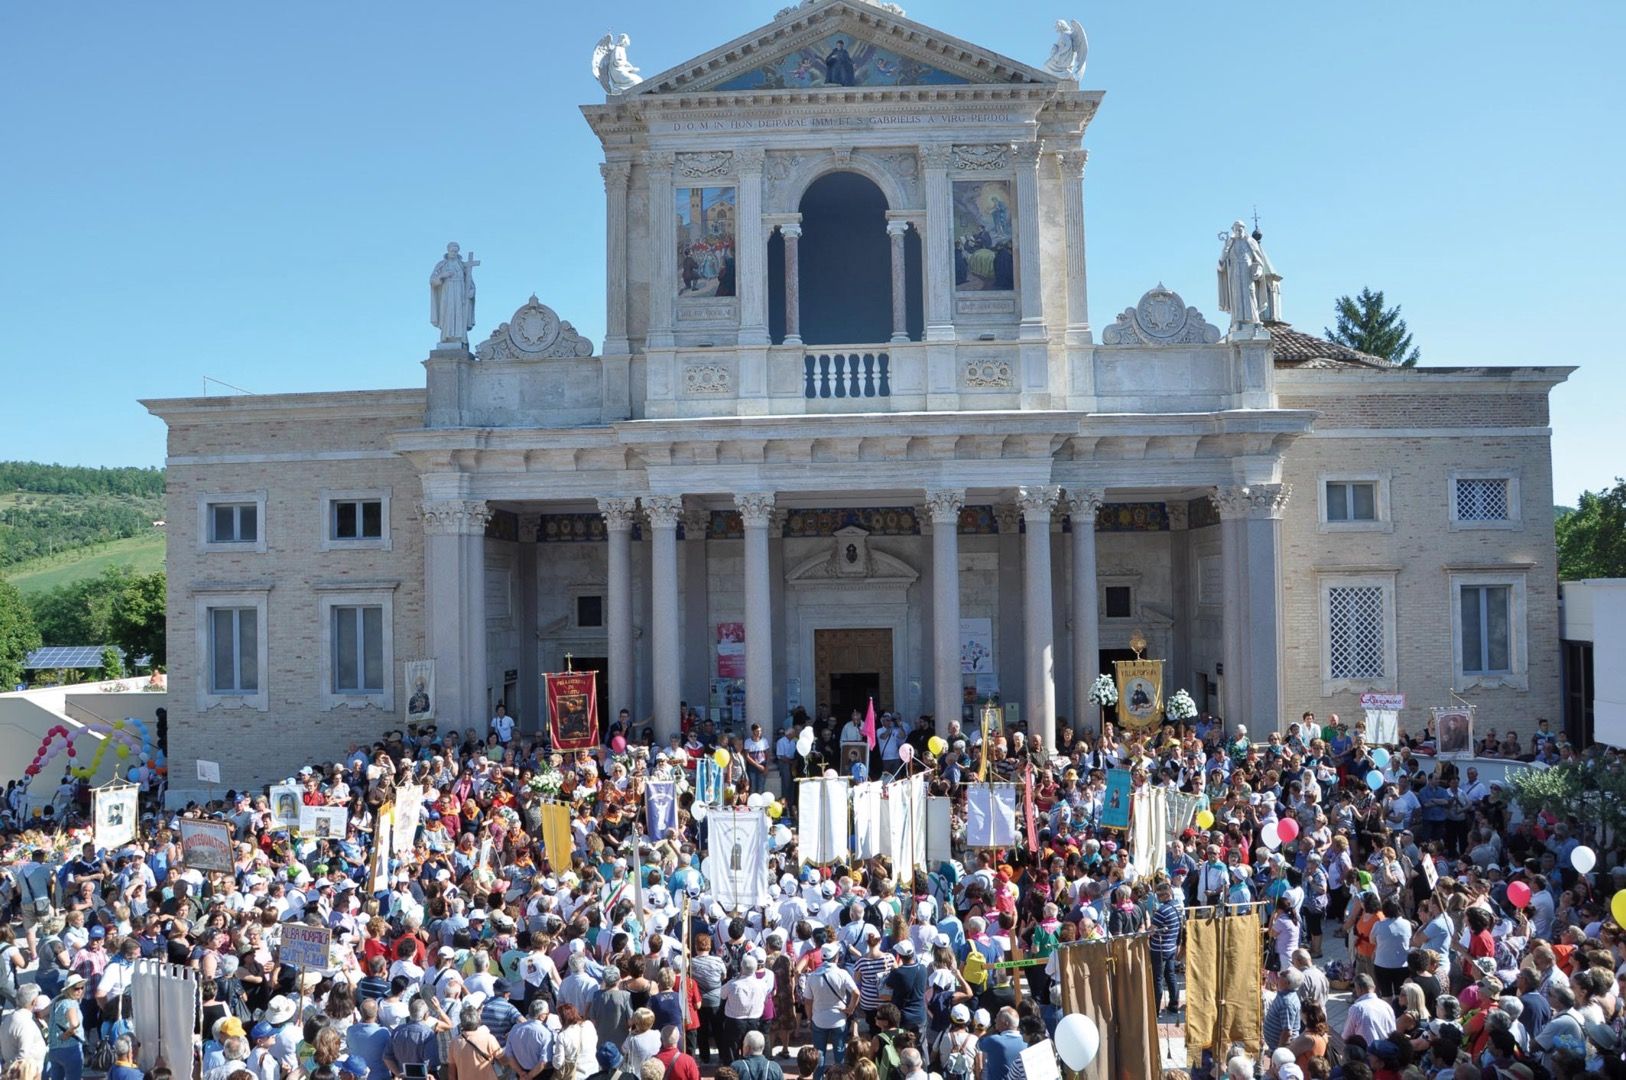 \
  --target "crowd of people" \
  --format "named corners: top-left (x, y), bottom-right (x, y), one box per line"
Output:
top-left (0, 701), bottom-right (1621, 1080)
